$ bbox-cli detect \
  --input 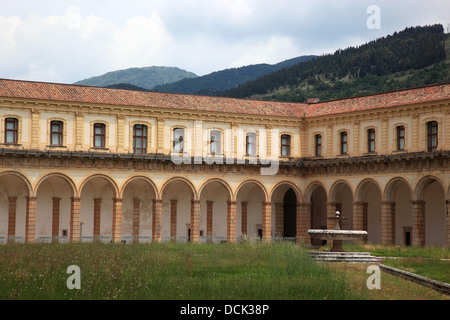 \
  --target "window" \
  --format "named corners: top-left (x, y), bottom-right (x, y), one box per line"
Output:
top-left (281, 134), bottom-right (291, 157)
top-left (4, 118), bottom-right (18, 144)
top-left (397, 126), bottom-right (405, 151)
top-left (133, 124), bottom-right (147, 154)
top-left (93, 123), bottom-right (106, 148)
top-left (50, 121), bottom-right (63, 146)
top-left (246, 132), bottom-right (257, 156)
top-left (315, 134), bottom-right (322, 157)
top-left (368, 129), bottom-right (376, 153)
top-left (173, 128), bottom-right (184, 152)
top-left (210, 130), bottom-right (221, 154)
top-left (340, 132), bottom-right (348, 155)
top-left (427, 121), bottom-right (438, 152)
